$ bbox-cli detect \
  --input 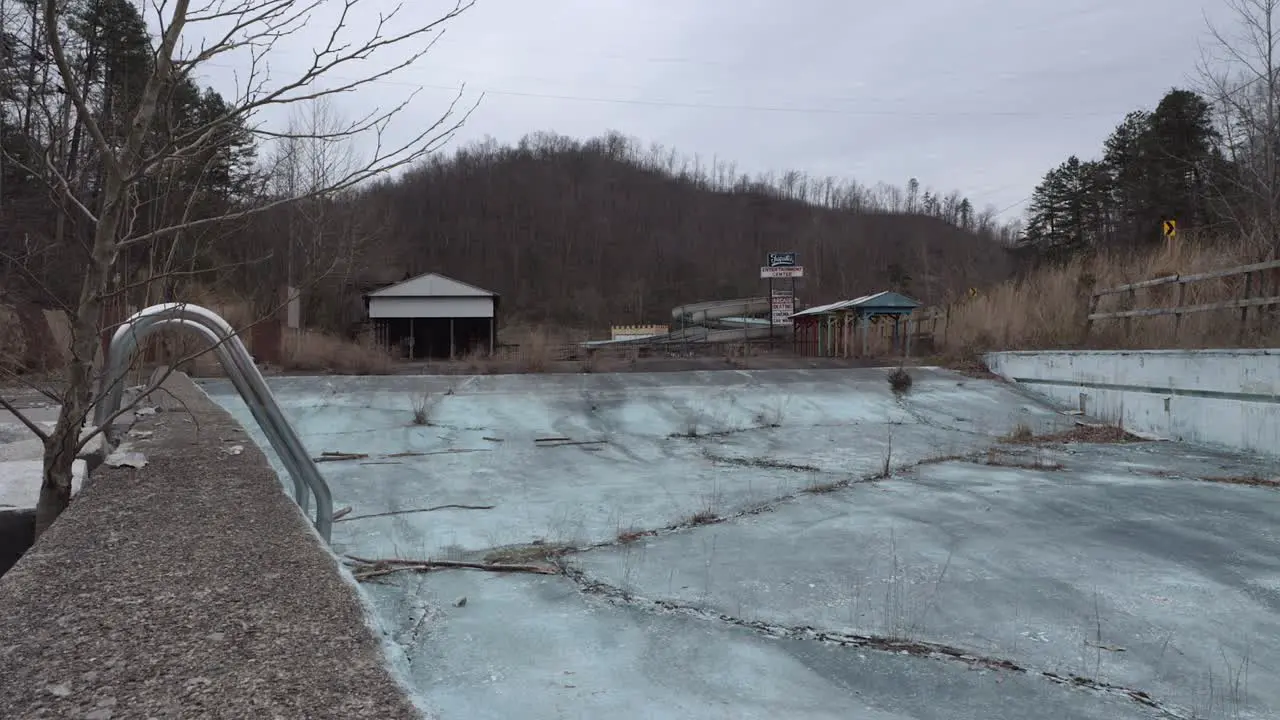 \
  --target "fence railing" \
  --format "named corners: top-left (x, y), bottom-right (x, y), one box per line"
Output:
top-left (1086, 258), bottom-right (1280, 342)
